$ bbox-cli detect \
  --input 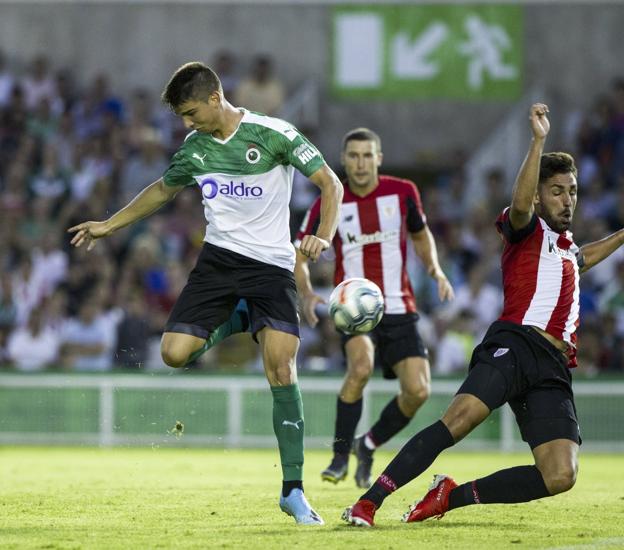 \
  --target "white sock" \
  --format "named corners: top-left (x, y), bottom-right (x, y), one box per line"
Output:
top-left (364, 433), bottom-right (377, 450)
